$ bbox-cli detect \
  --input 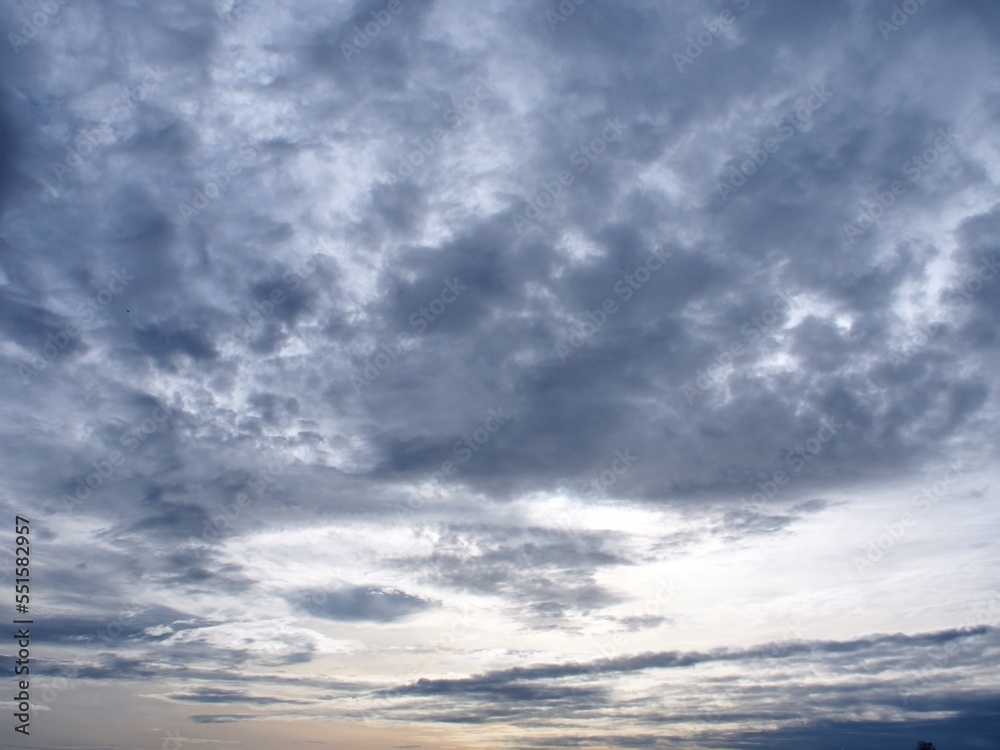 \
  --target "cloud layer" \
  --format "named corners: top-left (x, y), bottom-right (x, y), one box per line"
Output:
top-left (2, 0), bottom-right (999, 748)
